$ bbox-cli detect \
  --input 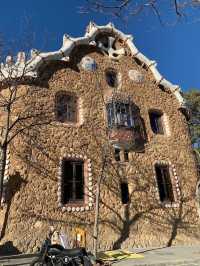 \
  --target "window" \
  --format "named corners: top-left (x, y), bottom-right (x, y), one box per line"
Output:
top-left (114, 148), bottom-right (120, 161)
top-left (61, 160), bottom-right (84, 204)
top-left (55, 91), bottom-right (77, 123)
top-left (149, 111), bottom-right (164, 134)
top-left (105, 68), bottom-right (118, 87)
top-left (124, 150), bottom-right (129, 162)
top-left (120, 182), bottom-right (129, 204)
top-left (107, 102), bottom-right (134, 128)
top-left (155, 164), bottom-right (174, 203)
